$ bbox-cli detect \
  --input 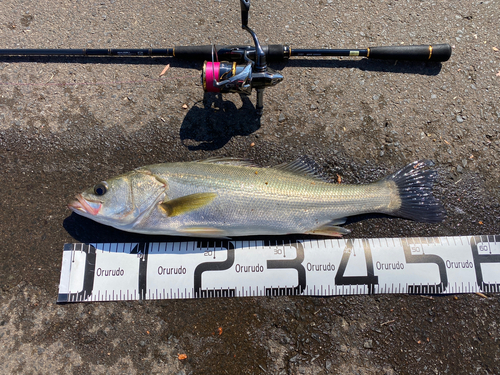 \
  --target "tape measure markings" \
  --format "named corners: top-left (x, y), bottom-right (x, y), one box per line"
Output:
top-left (57, 235), bottom-right (500, 303)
